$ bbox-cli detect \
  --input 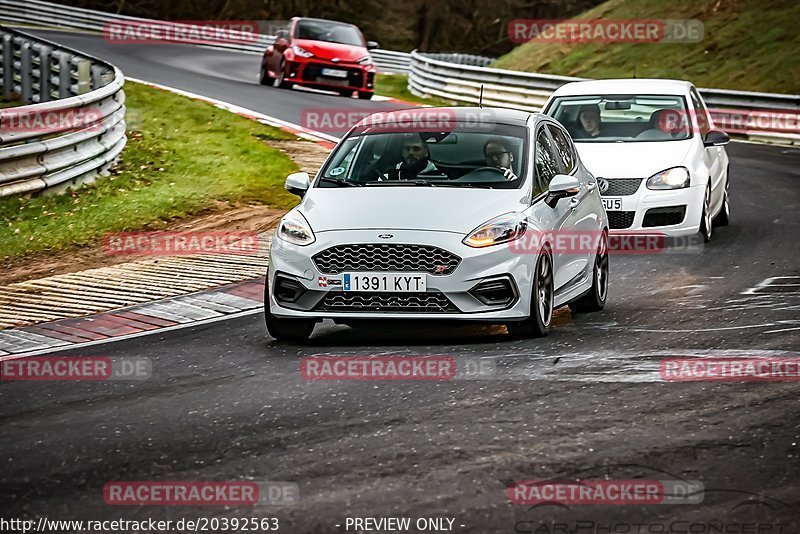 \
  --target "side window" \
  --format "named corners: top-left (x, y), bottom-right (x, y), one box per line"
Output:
top-left (546, 124), bottom-right (576, 173)
top-left (690, 89), bottom-right (711, 135)
top-left (534, 127), bottom-right (561, 196)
